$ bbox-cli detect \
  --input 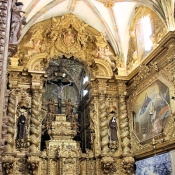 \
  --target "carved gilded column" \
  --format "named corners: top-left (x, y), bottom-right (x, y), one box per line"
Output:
top-left (29, 88), bottom-right (42, 153)
top-left (5, 88), bottom-right (16, 153)
top-left (89, 79), bottom-right (100, 157)
top-left (118, 81), bottom-right (130, 155)
top-left (97, 78), bottom-right (109, 155)
top-left (99, 94), bottom-right (109, 154)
